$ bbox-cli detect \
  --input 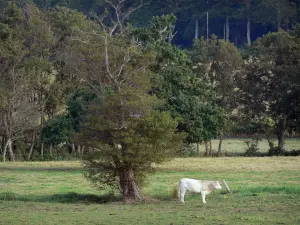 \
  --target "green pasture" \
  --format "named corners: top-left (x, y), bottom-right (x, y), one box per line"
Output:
top-left (1, 157), bottom-right (300, 225)
top-left (205, 138), bottom-right (300, 155)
